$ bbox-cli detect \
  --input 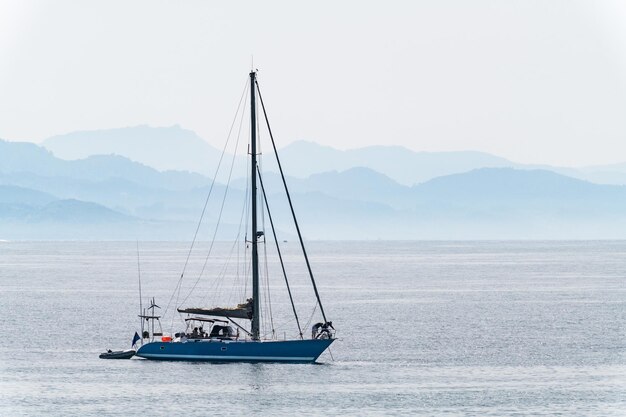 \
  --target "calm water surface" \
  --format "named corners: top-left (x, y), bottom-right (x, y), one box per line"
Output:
top-left (0, 241), bottom-right (624, 416)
